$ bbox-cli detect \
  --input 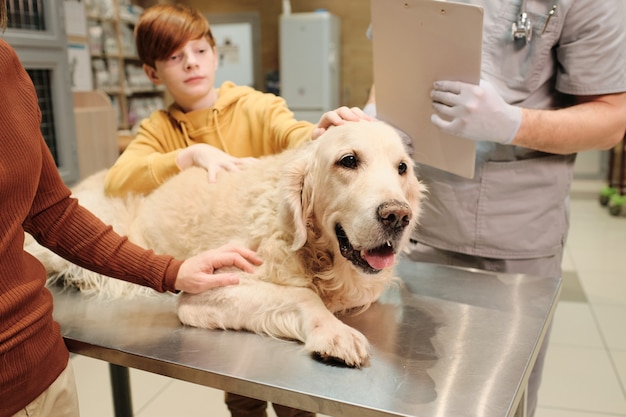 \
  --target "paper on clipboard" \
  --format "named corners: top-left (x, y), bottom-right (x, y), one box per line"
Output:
top-left (370, 0), bottom-right (483, 179)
